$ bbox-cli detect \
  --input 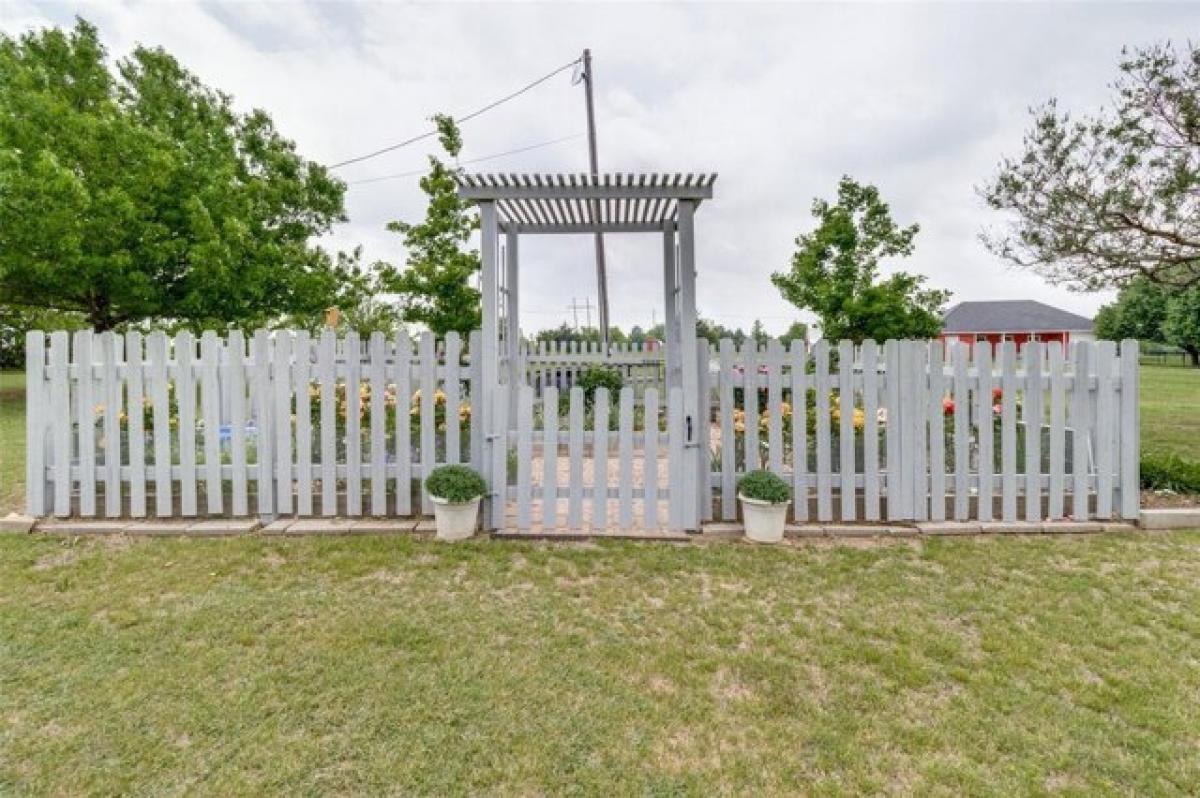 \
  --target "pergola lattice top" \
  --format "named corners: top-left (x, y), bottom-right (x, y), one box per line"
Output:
top-left (455, 172), bottom-right (717, 233)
